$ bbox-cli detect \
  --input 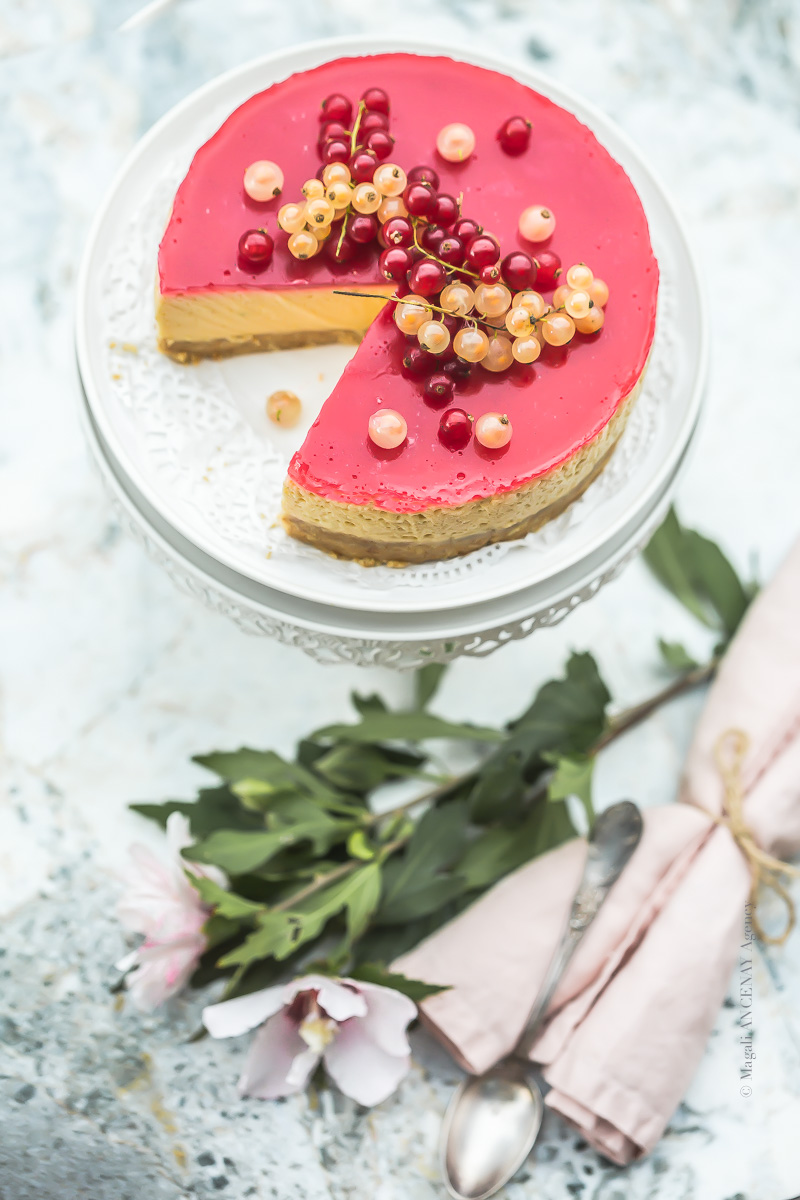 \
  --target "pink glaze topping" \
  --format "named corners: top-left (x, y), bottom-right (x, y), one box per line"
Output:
top-left (159, 53), bottom-right (658, 513)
